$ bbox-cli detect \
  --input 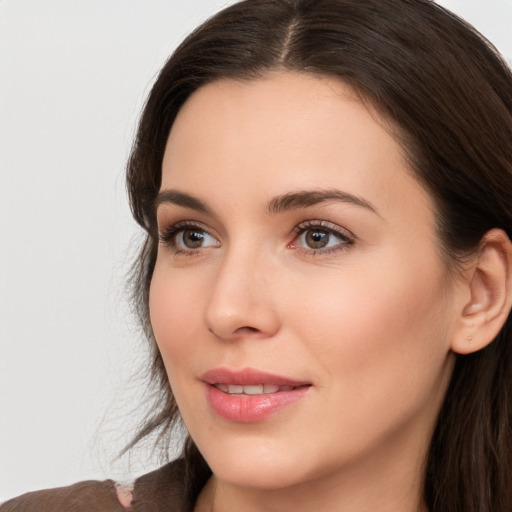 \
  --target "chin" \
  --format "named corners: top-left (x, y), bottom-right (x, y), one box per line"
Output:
top-left (212, 460), bottom-right (306, 490)
top-left (198, 436), bottom-right (313, 490)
